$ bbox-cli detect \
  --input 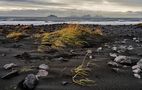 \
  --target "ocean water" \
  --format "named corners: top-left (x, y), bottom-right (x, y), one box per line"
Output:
top-left (0, 21), bottom-right (142, 25)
